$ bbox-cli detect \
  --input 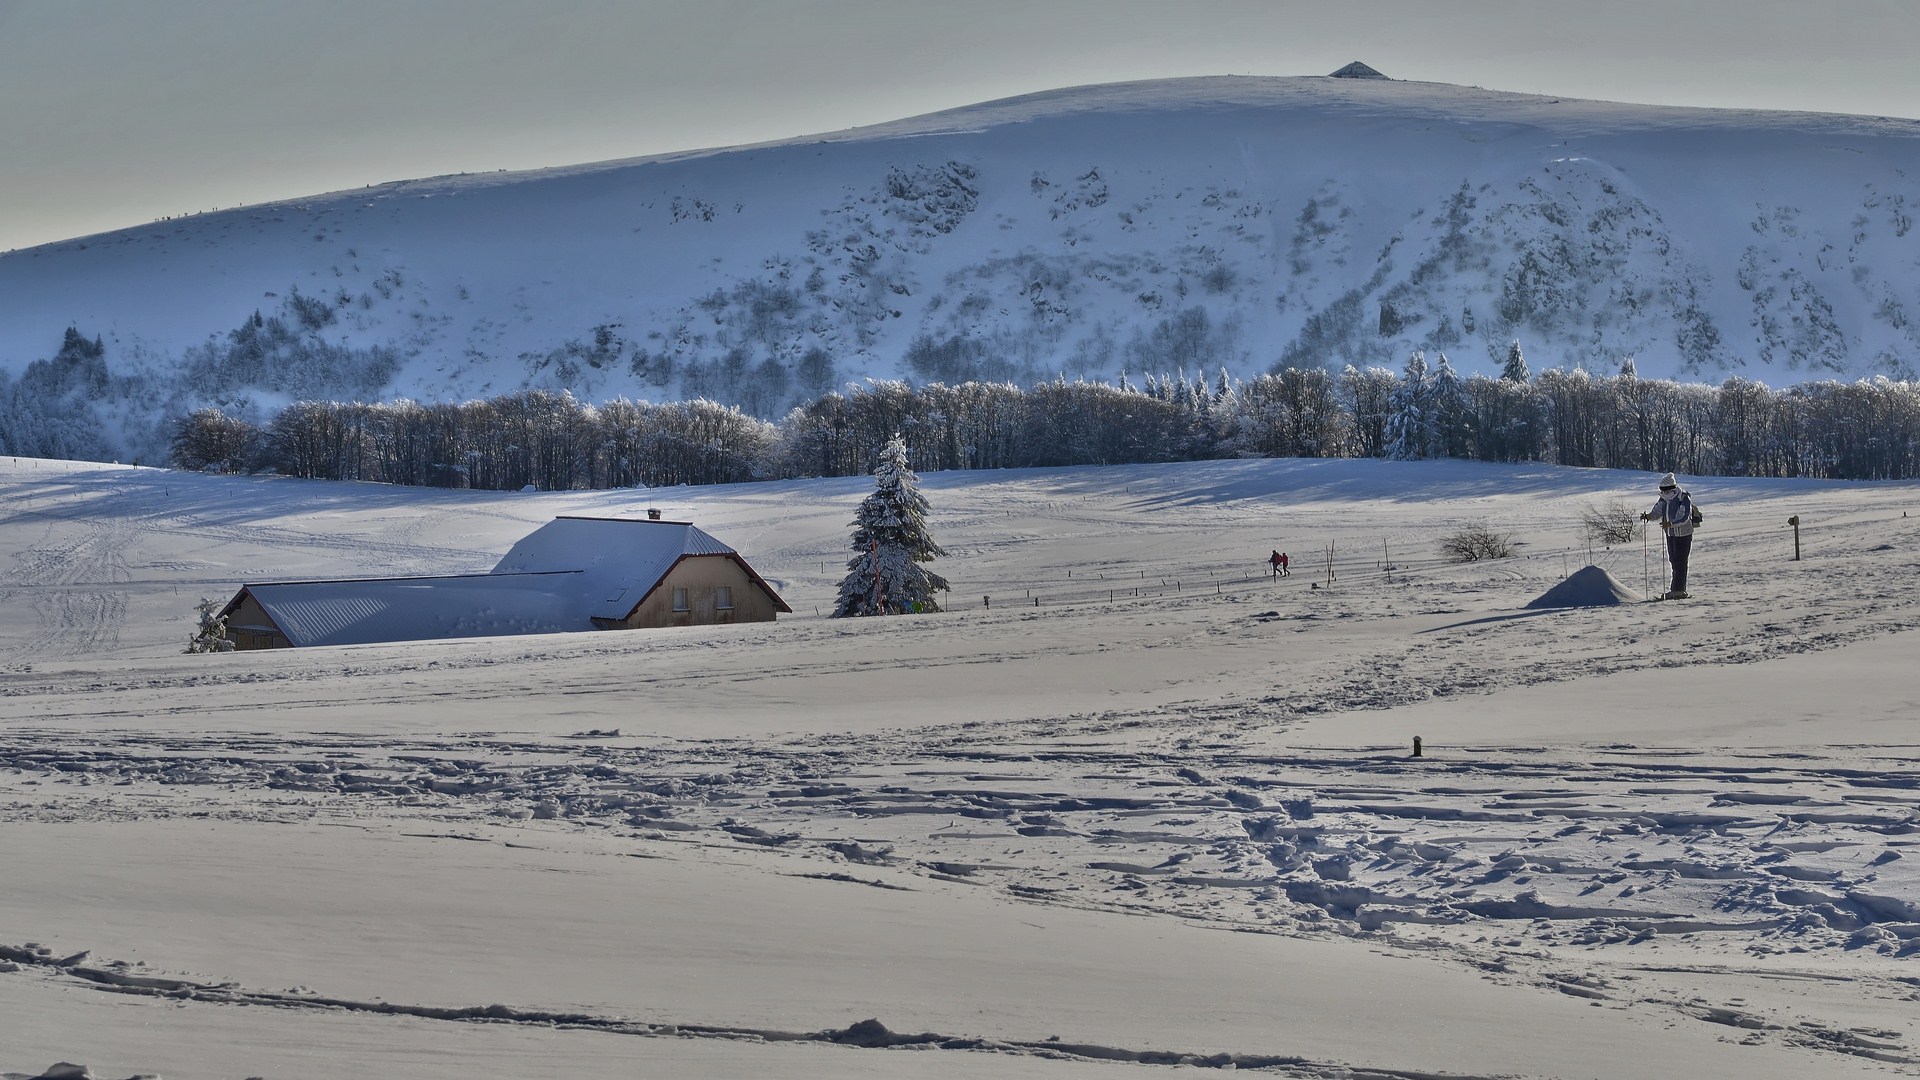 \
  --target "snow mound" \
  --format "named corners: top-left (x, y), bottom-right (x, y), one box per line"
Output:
top-left (1525, 565), bottom-right (1643, 608)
